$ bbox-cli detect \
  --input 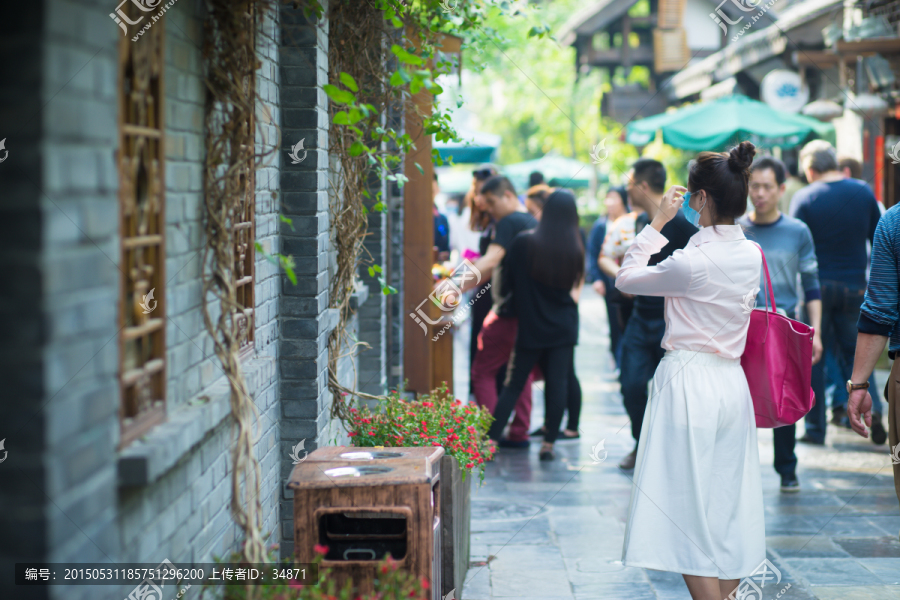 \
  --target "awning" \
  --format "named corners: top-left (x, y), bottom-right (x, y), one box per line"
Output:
top-left (502, 153), bottom-right (608, 190)
top-left (434, 129), bottom-right (501, 164)
top-left (668, 0), bottom-right (843, 100)
top-left (557, 0), bottom-right (640, 47)
top-left (626, 94), bottom-right (836, 150)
